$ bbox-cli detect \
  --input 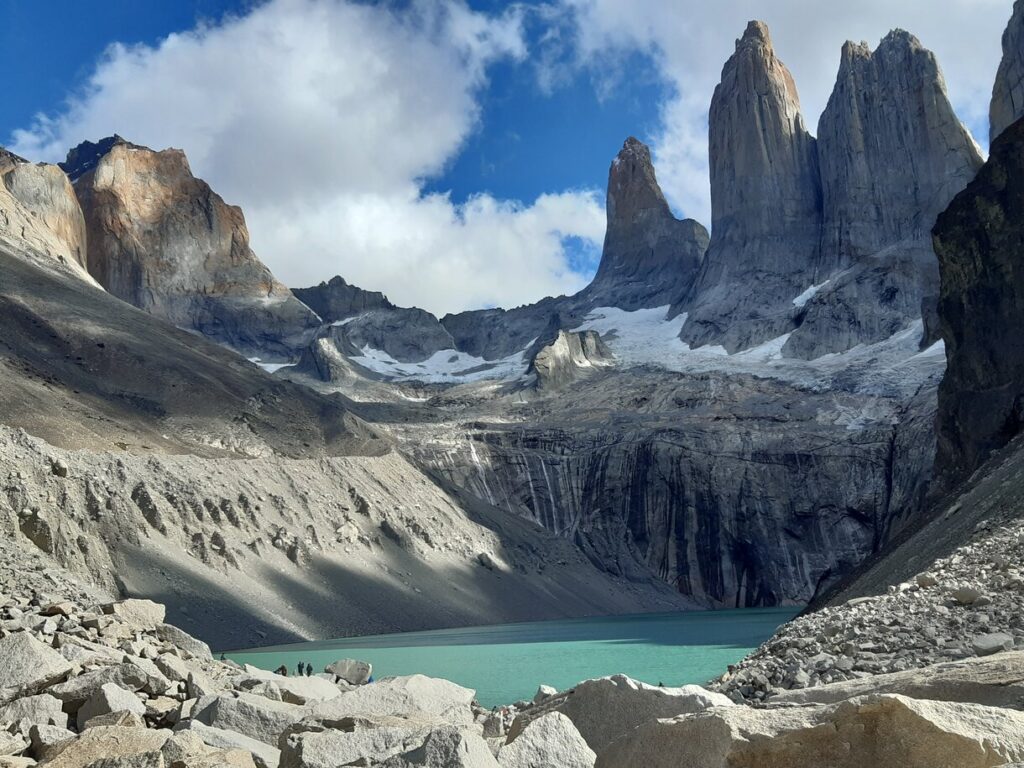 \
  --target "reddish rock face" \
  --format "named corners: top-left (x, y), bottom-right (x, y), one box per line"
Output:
top-left (68, 137), bottom-right (319, 357)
